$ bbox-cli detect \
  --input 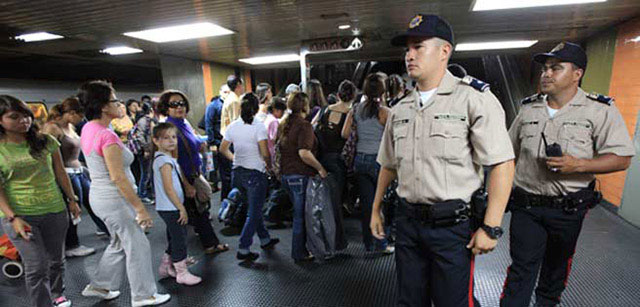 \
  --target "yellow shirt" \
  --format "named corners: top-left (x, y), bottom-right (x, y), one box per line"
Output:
top-left (111, 116), bottom-right (134, 142)
top-left (221, 92), bottom-right (241, 135)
